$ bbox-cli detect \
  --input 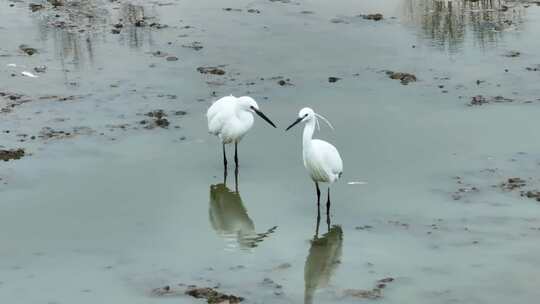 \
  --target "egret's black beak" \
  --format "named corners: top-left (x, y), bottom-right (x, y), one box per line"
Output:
top-left (252, 107), bottom-right (277, 128)
top-left (285, 117), bottom-right (303, 131)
